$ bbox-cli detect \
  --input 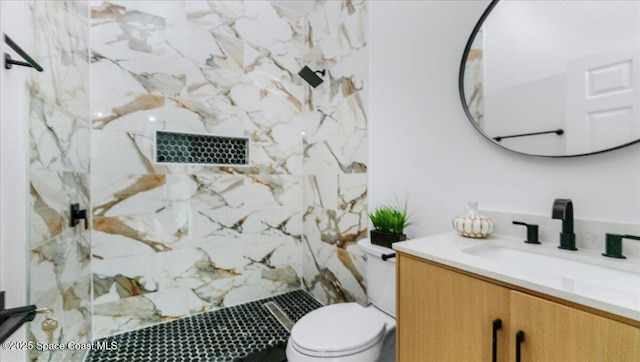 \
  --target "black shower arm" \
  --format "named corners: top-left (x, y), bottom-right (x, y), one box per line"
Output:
top-left (4, 33), bottom-right (43, 72)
